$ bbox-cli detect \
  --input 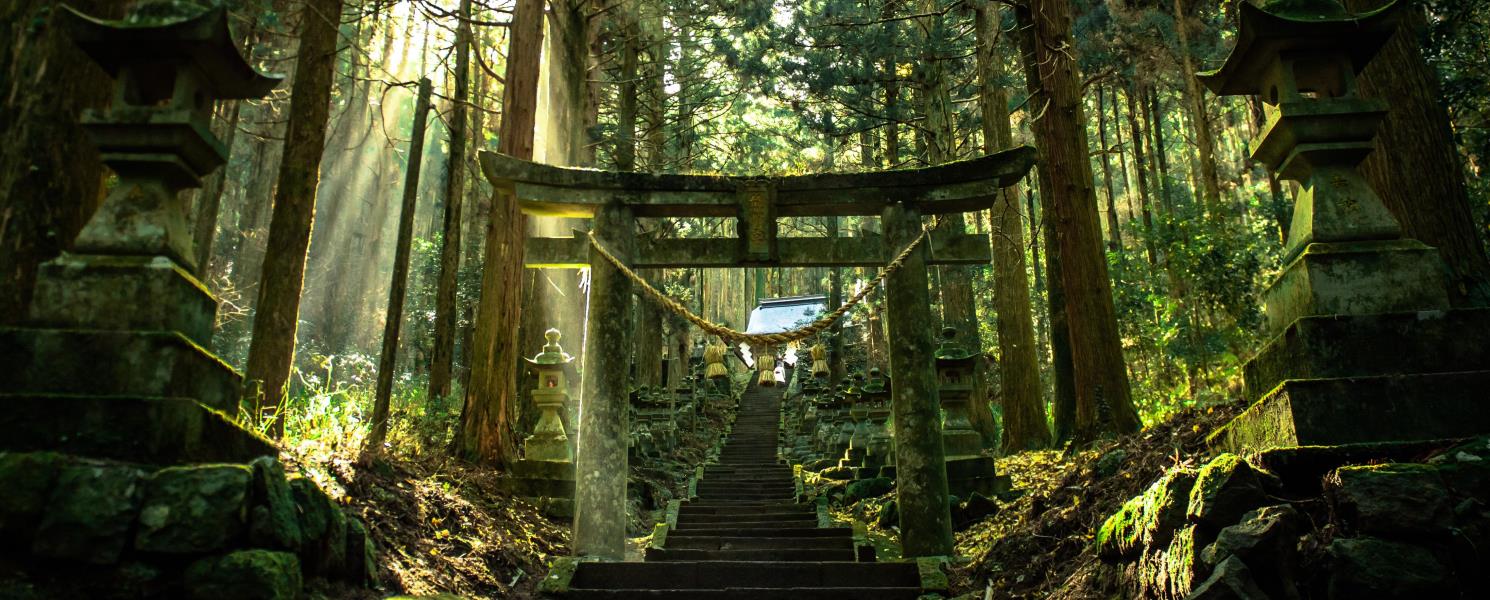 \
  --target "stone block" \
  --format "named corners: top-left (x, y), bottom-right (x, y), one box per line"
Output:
top-left (1253, 440), bottom-right (1452, 496)
top-left (135, 464), bottom-right (251, 553)
top-left (248, 456), bottom-right (303, 552)
top-left (1186, 556), bottom-right (1269, 600)
top-left (343, 516), bottom-right (378, 587)
top-left (184, 549), bottom-right (302, 600)
top-left (289, 476), bottom-right (347, 576)
top-left (1327, 537), bottom-right (1452, 599)
top-left (1209, 371), bottom-right (1490, 453)
top-left (0, 328), bottom-right (240, 411)
top-left (1243, 308), bottom-right (1490, 403)
top-left (1188, 454), bottom-right (1272, 531)
top-left (0, 394), bottom-right (277, 464)
top-left (28, 254), bottom-right (217, 346)
top-left (845, 476), bottom-right (894, 503)
top-left (1098, 468), bottom-right (1198, 563)
top-left (33, 462), bottom-right (145, 564)
top-left (0, 451), bottom-right (65, 543)
top-left (1261, 240), bottom-right (1449, 336)
top-left (1326, 463), bottom-right (1452, 536)
top-left (1201, 504), bottom-right (1301, 599)
top-left (944, 455), bottom-right (1010, 499)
